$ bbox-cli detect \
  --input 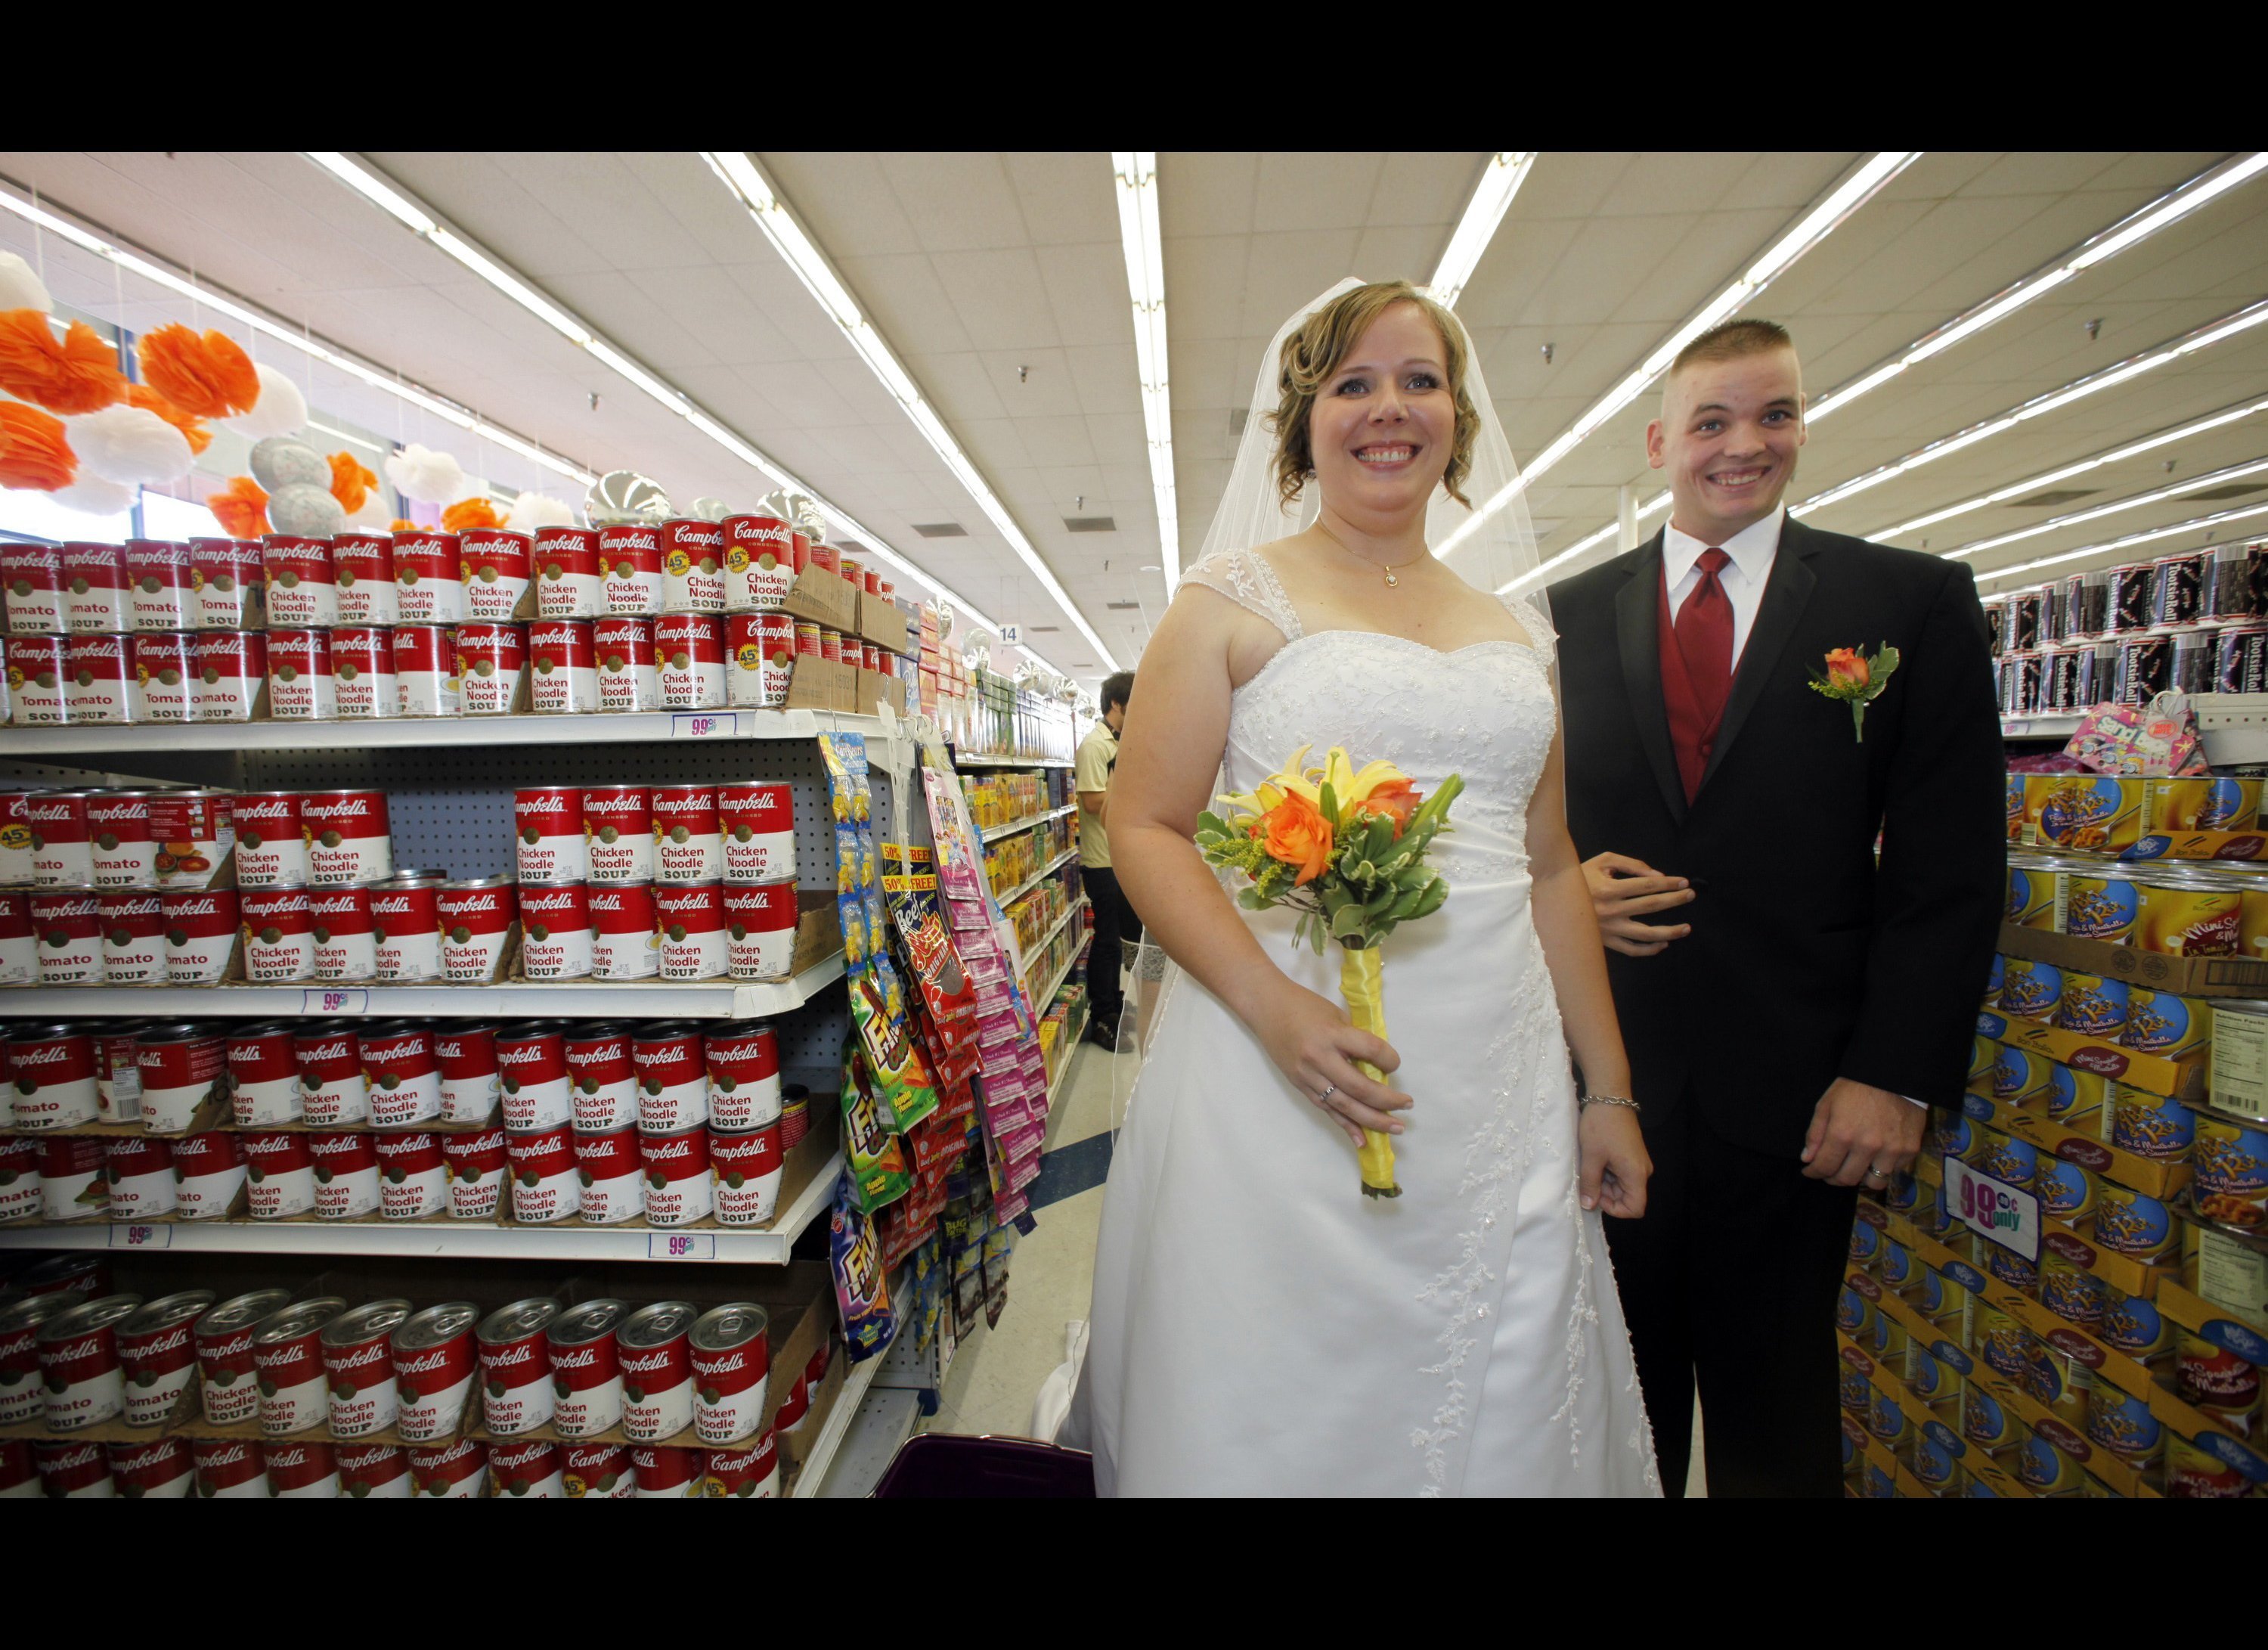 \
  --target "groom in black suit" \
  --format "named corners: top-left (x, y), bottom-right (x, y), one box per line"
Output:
top-left (1553, 319), bottom-right (2003, 1497)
